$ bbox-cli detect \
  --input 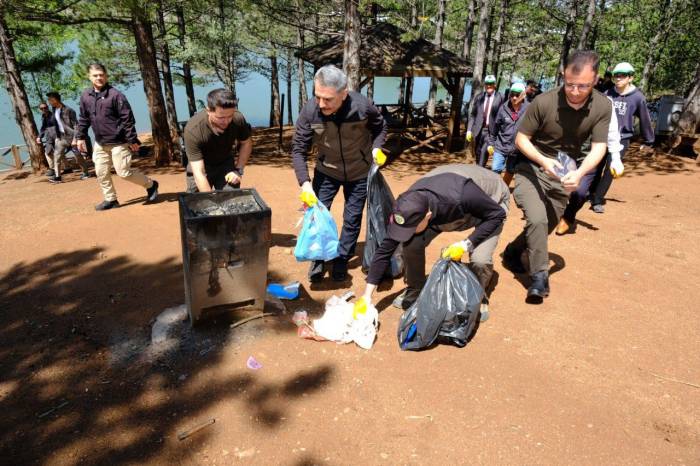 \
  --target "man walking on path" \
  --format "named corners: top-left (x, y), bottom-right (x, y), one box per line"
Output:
top-left (75, 63), bottom-right (158, 211)
top-left (502, 50), bottom-right (612, 304)
top-left (183, 89), bottom-right (253, 193)
top-left (466, 75), bottom-right (504, 167)
top-left (45, 92), bottom-right (91, 183)
top-left (36, 102), bottom-right (57, 177)
top-left (589, 62), bottom-right (655, 213)
top-left (291, 65), bottom-right (387, 283)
